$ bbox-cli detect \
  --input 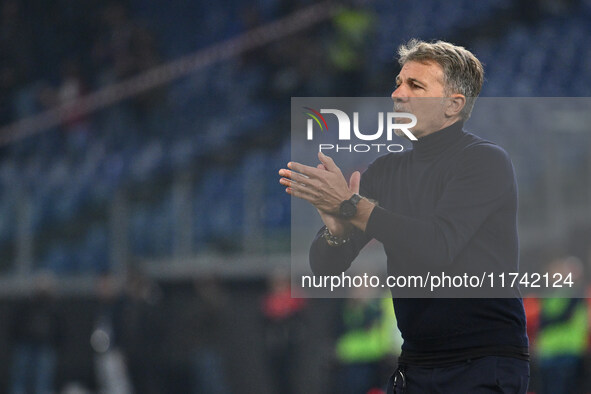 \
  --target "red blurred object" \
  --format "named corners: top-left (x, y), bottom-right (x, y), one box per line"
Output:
top-left (523, 297), bottom-right (540, 345)
top-left (262, 287), bottom-right (306, 320)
